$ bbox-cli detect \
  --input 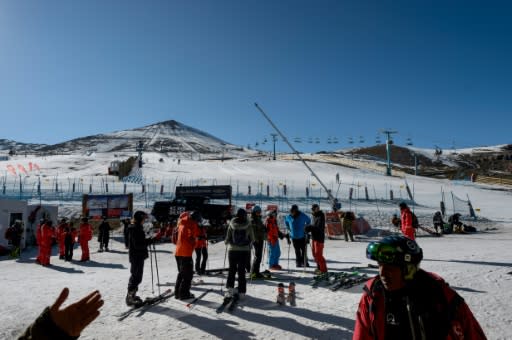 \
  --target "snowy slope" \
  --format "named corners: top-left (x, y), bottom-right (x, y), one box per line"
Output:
top-left (1, 151), bottom-right (512, 339)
